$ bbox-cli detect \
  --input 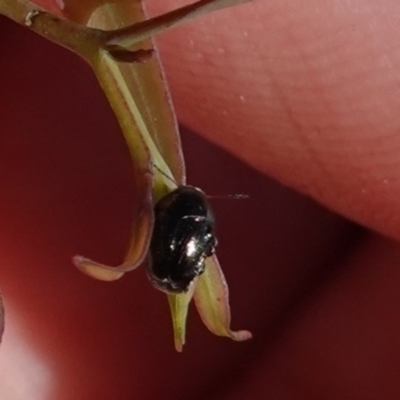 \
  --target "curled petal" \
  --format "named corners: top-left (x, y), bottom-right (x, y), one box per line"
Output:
top-left (73, 171), bottom-right (154, 281)
top-left (194, 256), bottom-right (252, 342)
top-left (168, 279), bottom-right (197, 352)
